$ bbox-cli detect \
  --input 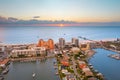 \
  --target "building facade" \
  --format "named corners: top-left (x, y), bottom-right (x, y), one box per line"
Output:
top-left (59, 38), bottom-right (65, 49)
top-left (80, 43), bottom-right (90, 51)
top-left (37, 39), bottom-right (45, 47)
top-left (47, 39), bottom-right (54, 49)
top-left (72, 38), bottom-right (79, 47)
top-left (10, 47), bottom-right (46, 58)
top-left (37, 39), bottom-right (54, 50)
